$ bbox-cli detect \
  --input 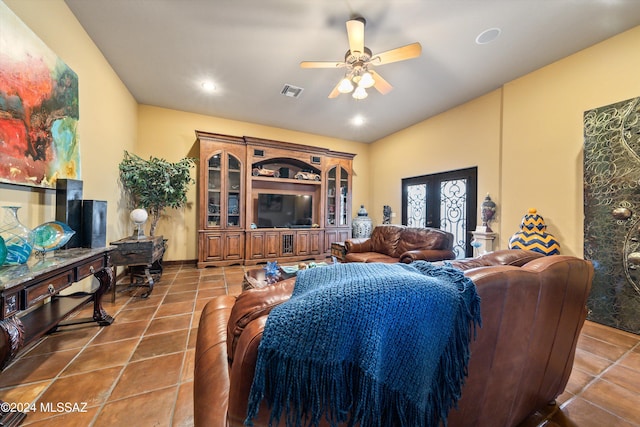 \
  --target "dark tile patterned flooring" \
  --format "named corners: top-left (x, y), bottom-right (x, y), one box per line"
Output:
top-left (0, 264), bottom-right (638, 426)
